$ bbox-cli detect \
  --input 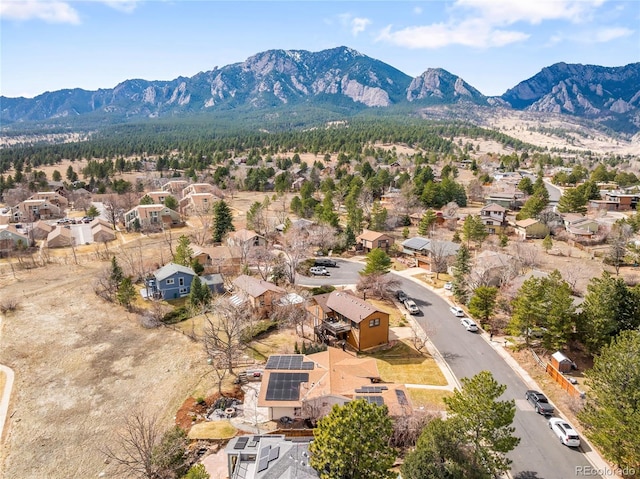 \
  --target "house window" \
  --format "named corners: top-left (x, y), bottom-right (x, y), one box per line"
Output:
top-left (179, 288), bottom-right (188, 294)
top-left (179, 277), bottom-right (184, 286)
top-left (369, 318), bottom-right (380, 327)
top-left (166, 278), bottom-right (175, 285)
top-left (294, 407), bottom-right (301, 417)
